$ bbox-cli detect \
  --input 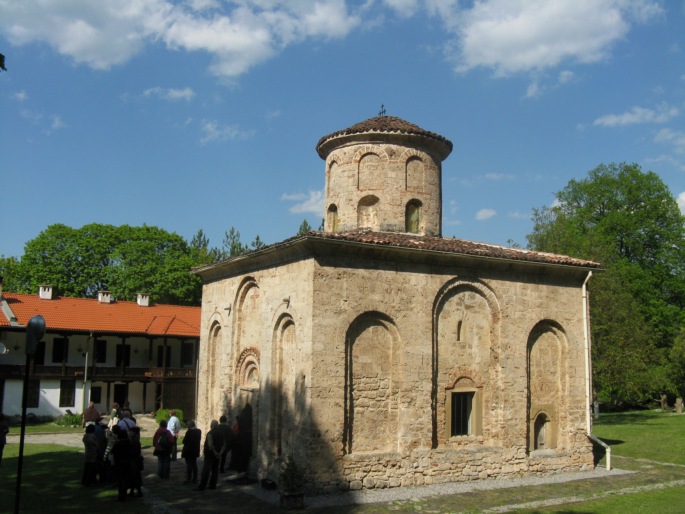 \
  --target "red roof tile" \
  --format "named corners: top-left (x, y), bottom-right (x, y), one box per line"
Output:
top-left (306, 229), bottom-right (600, 268)
top-left (316, 115), bottom-right (453, 159)
top-left (0, 293), bottom-right (200, 337)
